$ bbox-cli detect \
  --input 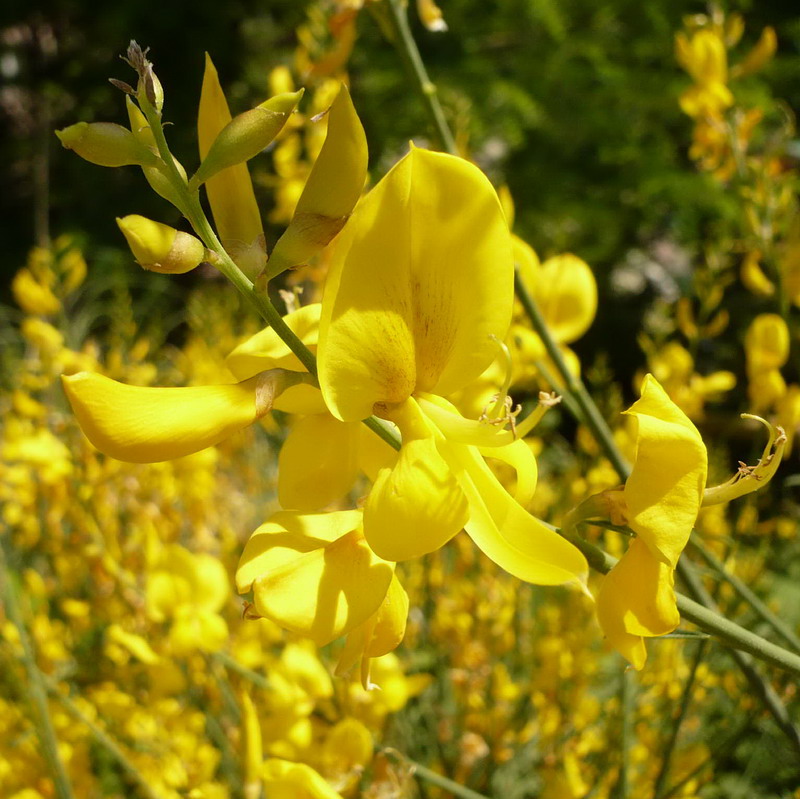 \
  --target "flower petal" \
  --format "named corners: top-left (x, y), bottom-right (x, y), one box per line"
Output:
top-left (226, 304), bottom-right (321, 380)
top-left (199, 54), bottom-right (266, 279)
top-left (624, 374), bottom-right (707, 567)
top-left (596, 537), bottom-right (680, 669)
top-left (62, 371), bottom-right (264, 463)
top-left (278, 414), bottom-right (361, 511)
top-left (364, 436), bottom-right (468, 561)
top-left (479, 438), bottom-right (538, 508)
top-left (319, 147), bottom-right (514, 421)
top-left (363, 398), bottom-right (469, 561)
top-left (237, 510), bottom-right (392, 646)
top-left (442, 441), bottom-right (588, 586)
top-left (336, 574), bottom-right (408, 688)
